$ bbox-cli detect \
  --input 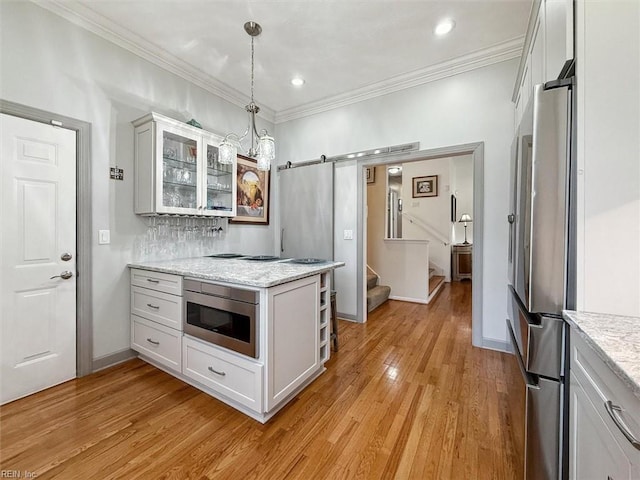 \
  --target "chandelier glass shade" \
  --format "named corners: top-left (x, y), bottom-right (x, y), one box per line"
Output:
top-left (220, 21), bottom-right (275, 171)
